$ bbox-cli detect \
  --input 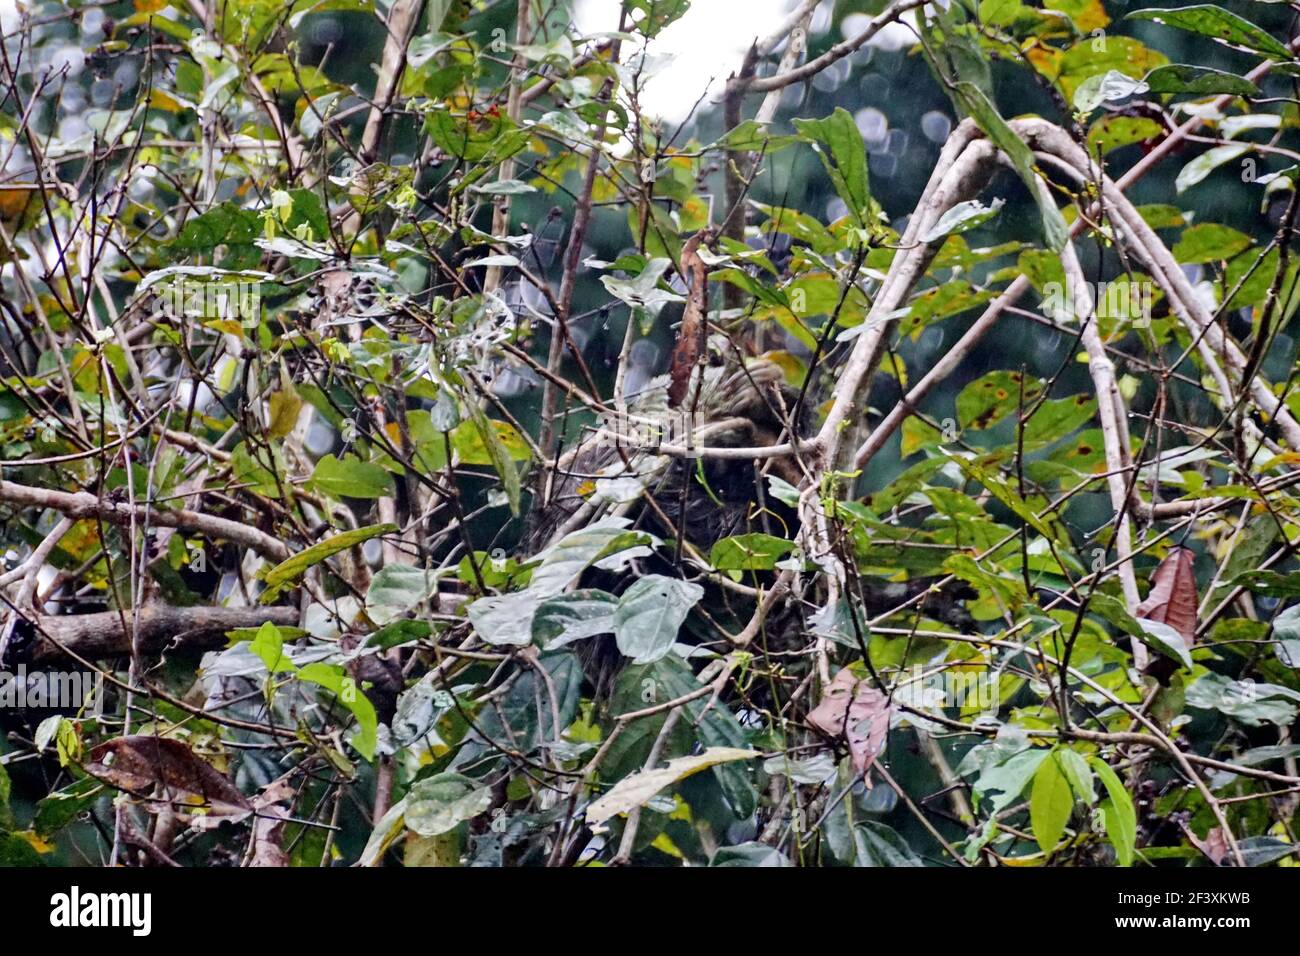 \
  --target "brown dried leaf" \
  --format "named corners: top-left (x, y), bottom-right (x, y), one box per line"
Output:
top-left (250, 815), bottom-right (289, 867)
top-left (248, 774), bottom-right (296, 867)
top-left (846, 683), bottom-right (893, 778)
top-left (667, 232), bottom-right (709, 408)
top-left (1135, 546), bottom-right (1198, 647)
top-left (807, 668), bottom-right (858, 738)
top-left (84, 736), bottom-right (252, 818)
top-left (1182, 822), bottom-right (1229, 865)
